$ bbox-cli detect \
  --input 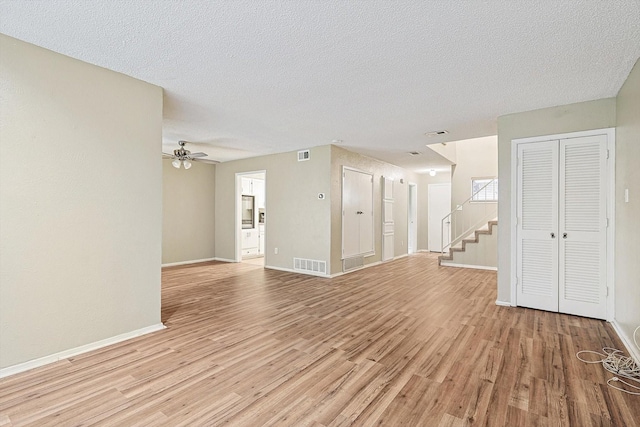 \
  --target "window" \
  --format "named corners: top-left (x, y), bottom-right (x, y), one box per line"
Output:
top-left (471, 178), bottom-right (498, 202)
